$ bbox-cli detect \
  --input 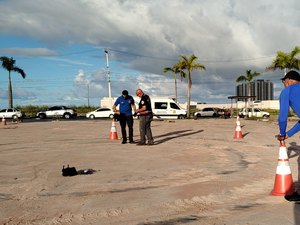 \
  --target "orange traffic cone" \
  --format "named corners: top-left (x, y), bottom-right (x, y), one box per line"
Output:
top-left (234, 116), bottom-right (243, 139)
top-left (109, 119), bottom-right (118, 140)
top-left (2, 116), bottom-right (6, 126)
top-left (272, 141), bottom-right (295, 196)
